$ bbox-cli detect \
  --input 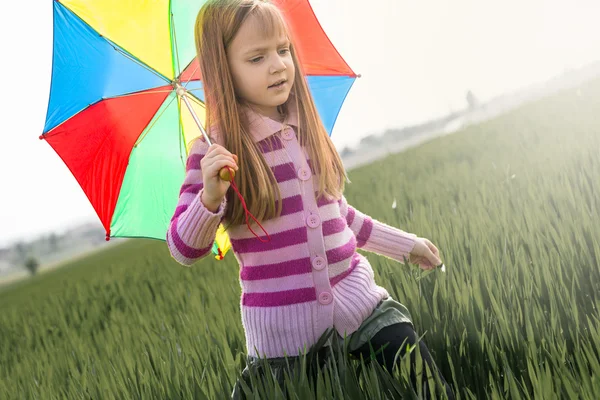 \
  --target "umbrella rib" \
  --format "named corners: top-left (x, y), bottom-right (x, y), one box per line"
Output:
top-left (170, 10), bottom-right (183, 79)
top-left (183, 63), bottom-right (200, 88)
top-left (134, 94), bottom-right (178, 147)
top-left (109, 44), bottom-right (171, 84)
top-left (185, 93), bottom-right (205, 109)
top-left (104, 90), bottom-right (174, 100)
